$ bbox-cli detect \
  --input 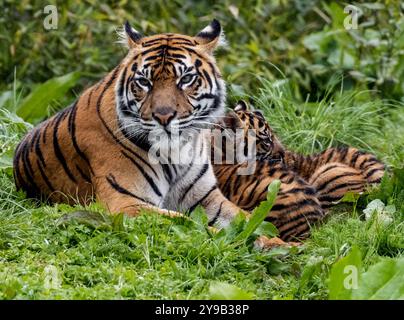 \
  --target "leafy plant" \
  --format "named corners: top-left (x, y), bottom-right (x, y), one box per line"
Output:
top-left (328, 246), bottom-right (362, 299)
top-left (328, 246), bottom-right (404, 299)
top-left (16, 72), bottom-right (80, 124)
